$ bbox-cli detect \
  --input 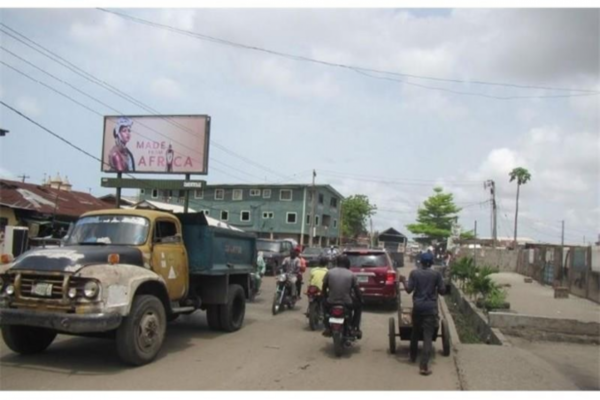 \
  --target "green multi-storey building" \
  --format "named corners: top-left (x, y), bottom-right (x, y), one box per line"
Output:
top-left (139, 184), bottom-right (344, 246)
